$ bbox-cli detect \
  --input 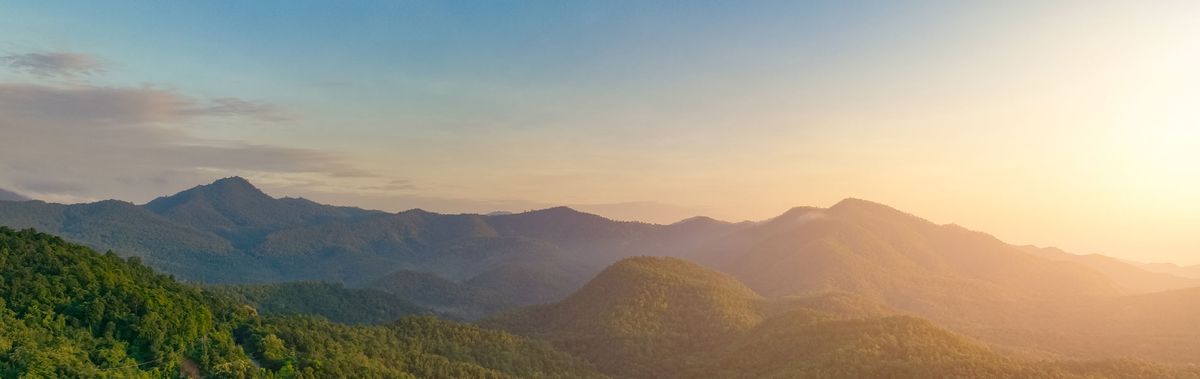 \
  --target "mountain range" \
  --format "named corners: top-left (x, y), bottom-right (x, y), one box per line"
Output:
top-left (1133, 261), bottom-right (1200, 280)
top-left (3, 177), bottom-right (1200, 367)
top-left (5, 227), bottom-right (1197, 378)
